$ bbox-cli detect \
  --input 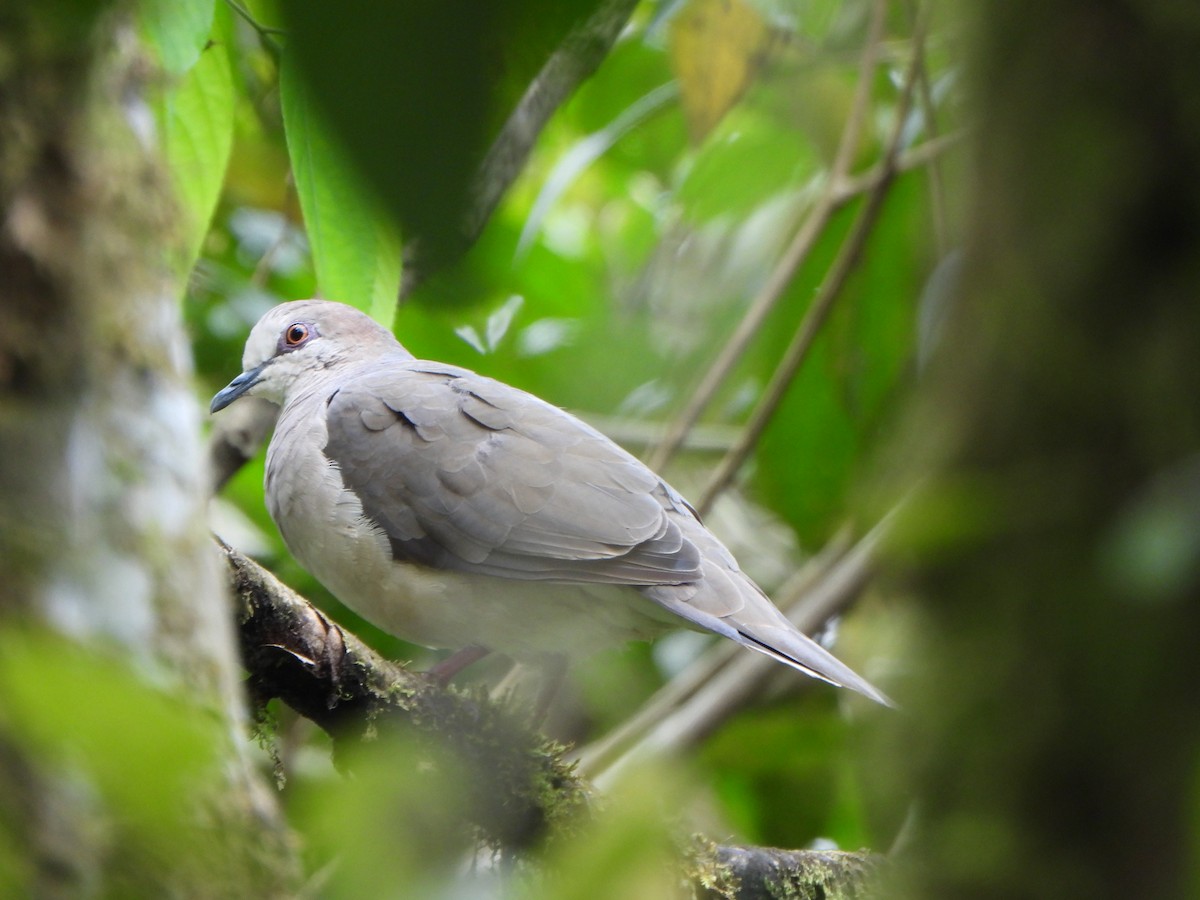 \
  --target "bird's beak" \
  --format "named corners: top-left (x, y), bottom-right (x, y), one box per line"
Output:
top-left (210, 362), bottom-right (268, 413)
